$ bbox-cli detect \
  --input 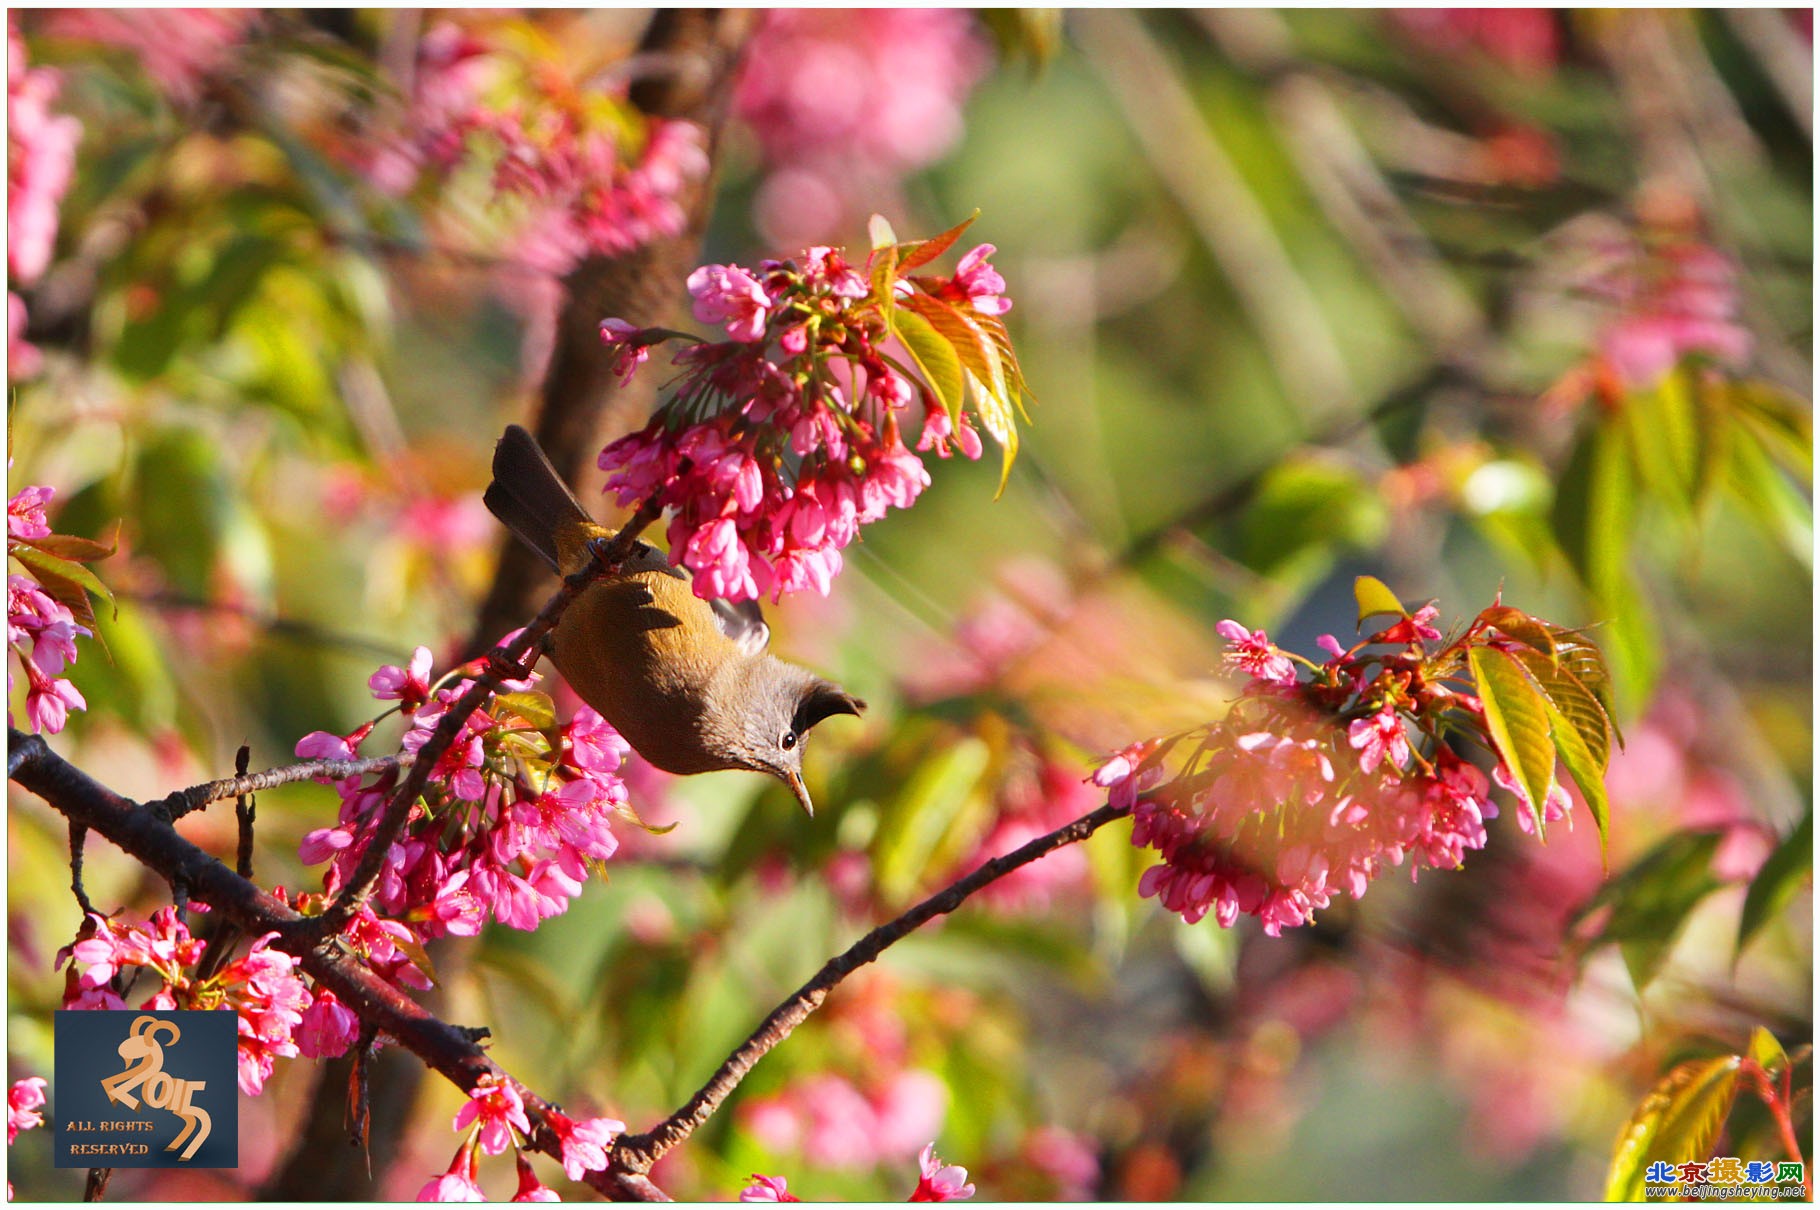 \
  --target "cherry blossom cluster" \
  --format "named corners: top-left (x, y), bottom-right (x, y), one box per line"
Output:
top-left (1095, 600), bottom-right (1590, 935)
top-left (7, 1077), bottom-right (45, 1145)
top-left (740, 1143), bottom-right (975, 1203)
top-left (1588, 232), bottom-right (1751, 390)
top-left (598, 230), bottom-right (1017, 603)
top-left (297, 644), bottom-right (635, 944)
top-left (56, 908), bottom-right (355, 1095)
top-left (8, 485), bottom-right (96, 734)
top-left (8, 18), bottom-right (81, 379)
top-left (418, 1074), bottom-right (624, 1201)
top-left (6, 1075), bottom-right (46, 1197)
top-left (732, 11), bottom-right (989, 245)
top-left (41, 9), bottom-right (255, 107)
top-left (357, 20), bottom-right (707, 269)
